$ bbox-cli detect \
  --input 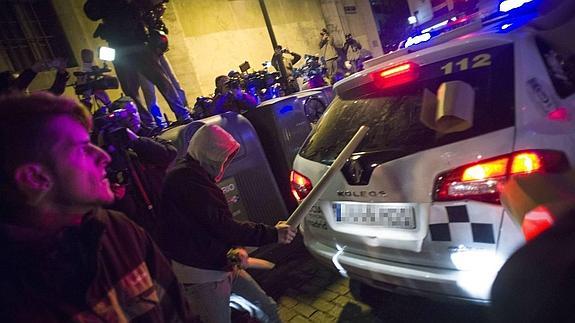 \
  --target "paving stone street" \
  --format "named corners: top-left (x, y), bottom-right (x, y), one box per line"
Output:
top-left (248, 235), bottom-right (489, 323)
